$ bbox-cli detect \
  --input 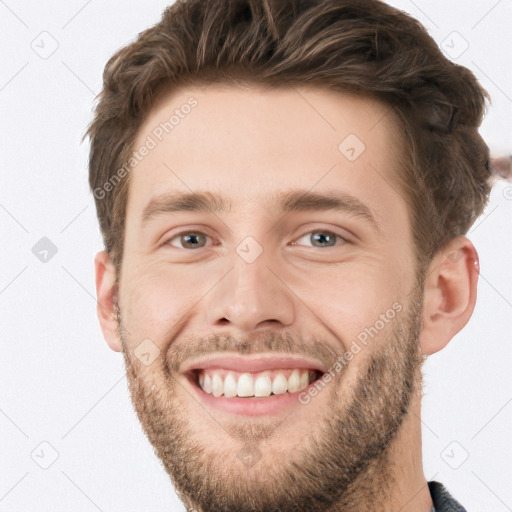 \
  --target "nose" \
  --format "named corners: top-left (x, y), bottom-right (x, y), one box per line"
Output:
top-left (204, 250), bottom-right (295, 334)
